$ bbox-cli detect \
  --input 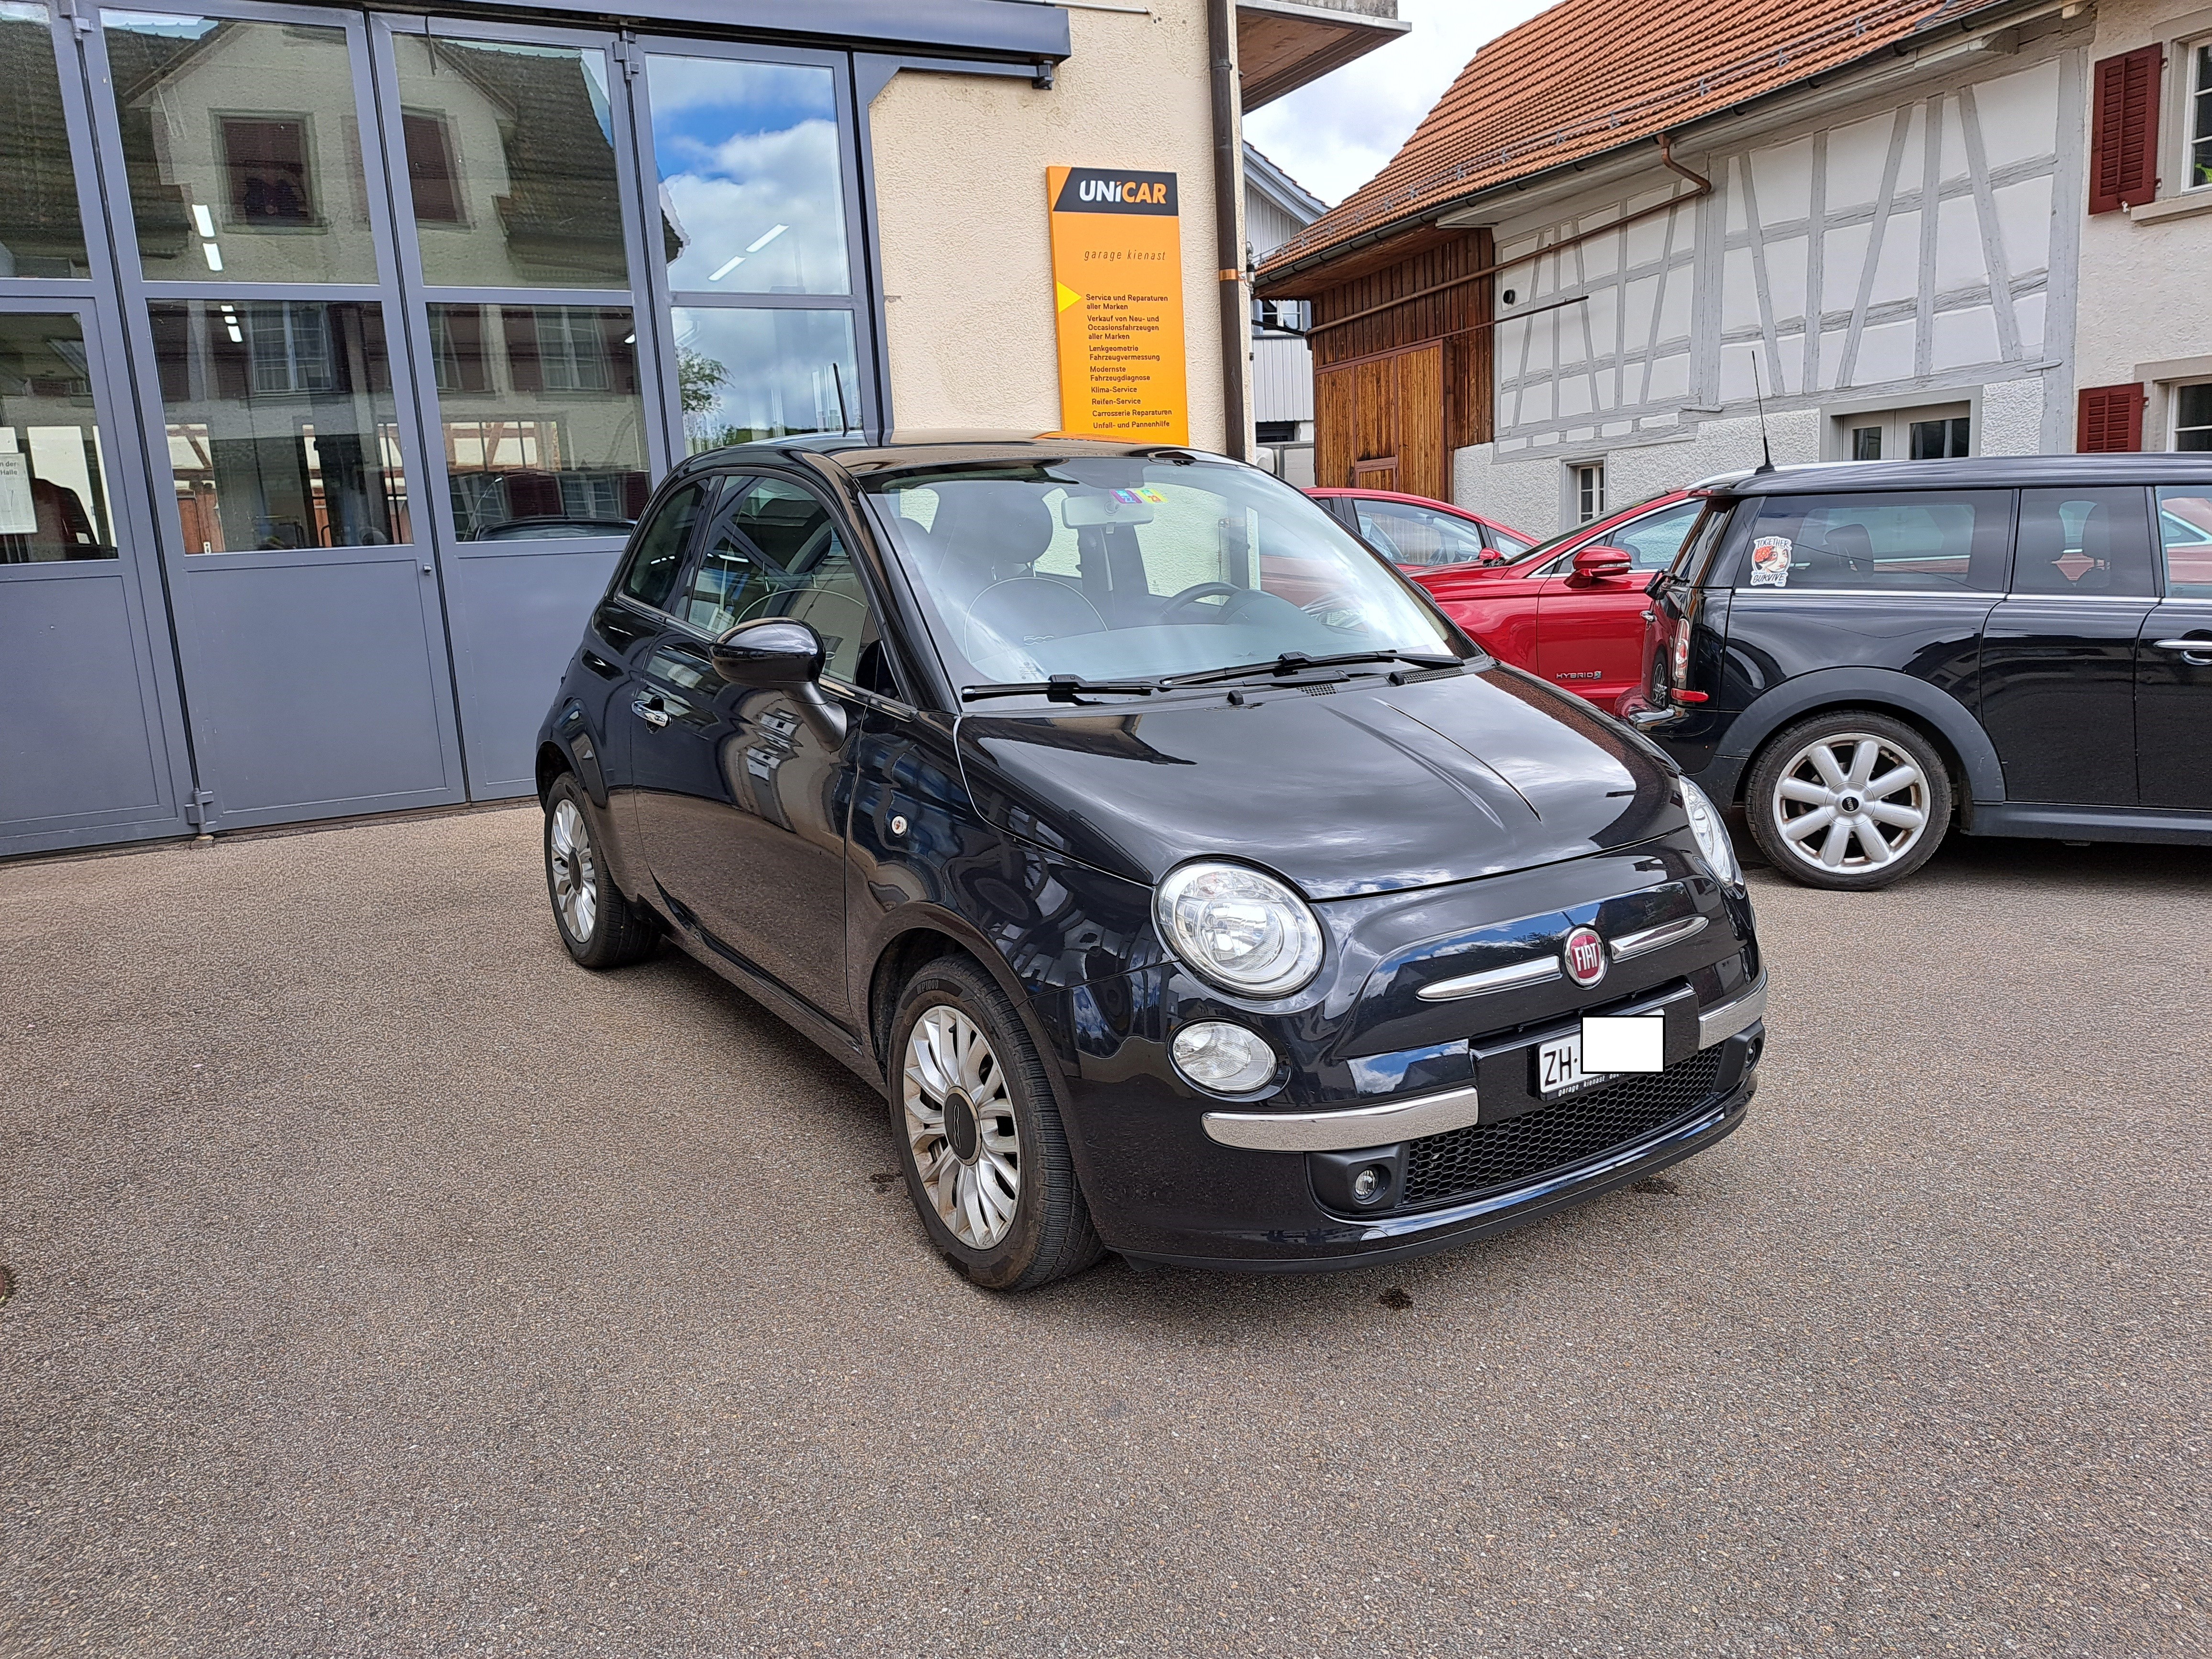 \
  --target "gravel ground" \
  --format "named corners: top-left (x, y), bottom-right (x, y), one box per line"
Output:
top-left (1, 805), bottom-right (2205, 1659)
